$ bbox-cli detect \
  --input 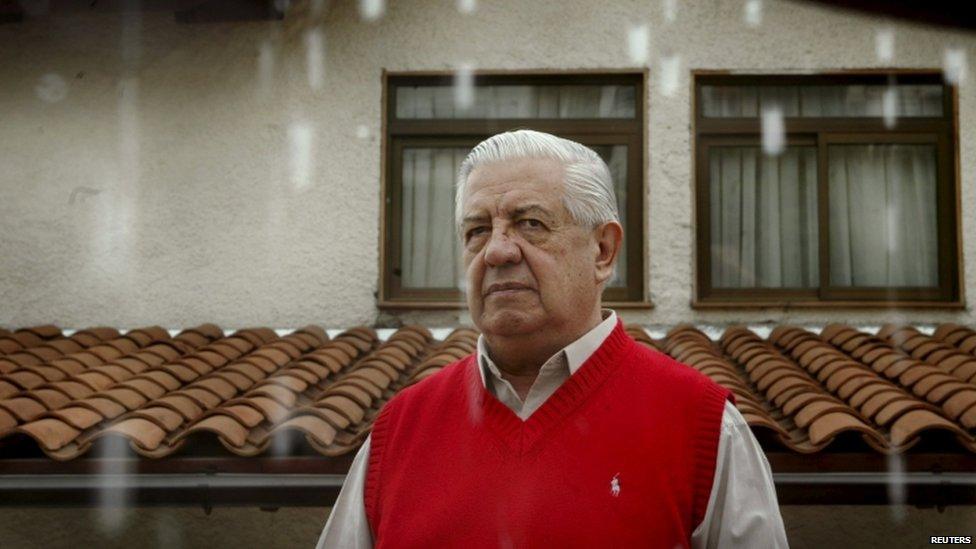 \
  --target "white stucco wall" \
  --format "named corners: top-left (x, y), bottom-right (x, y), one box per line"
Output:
top-left (0, 0), bottom-right (974, 331)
